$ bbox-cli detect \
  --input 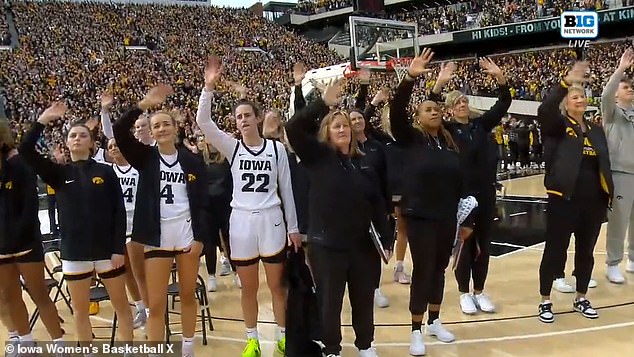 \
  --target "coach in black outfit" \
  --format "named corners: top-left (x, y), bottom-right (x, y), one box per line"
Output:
top-left (430, 58), bottom-right (511, 314)
top-left (286, 79), bottom-right (393, 357)
top-left (536, 61), bottom-right (612, 323)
